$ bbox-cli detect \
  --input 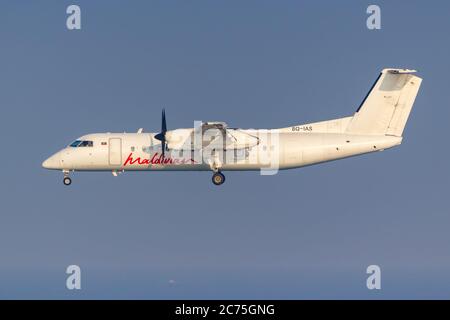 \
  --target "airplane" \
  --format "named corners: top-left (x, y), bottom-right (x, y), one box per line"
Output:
top-left (42, 68), bottom-right (422, 186)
